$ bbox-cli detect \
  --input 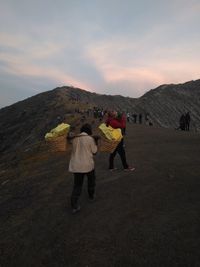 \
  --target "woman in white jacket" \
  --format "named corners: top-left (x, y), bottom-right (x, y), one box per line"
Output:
top-left (69, 123), bottom-right (98, 214)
